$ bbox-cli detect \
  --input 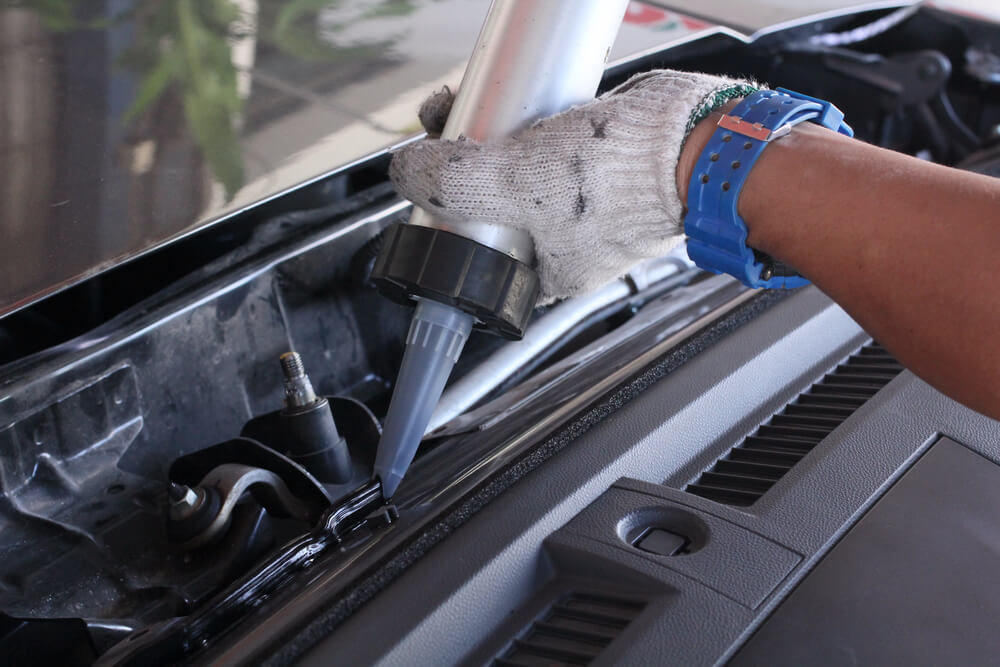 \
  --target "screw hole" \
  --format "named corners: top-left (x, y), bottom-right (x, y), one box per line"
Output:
top-left (722, 134), bottom-right (732, 142)
top-left (700, 174), bottom-right (709, 184)
top-left (731, 160), bottom-right (741, 169)
top-left (722, 182), bottom-right (731, 191)
top-left (744, 141), bottom-right (752, 149)
top-left (710, 153), bottom-right (719, 162)
top-left (106, 484), bottom-right (126, 495)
